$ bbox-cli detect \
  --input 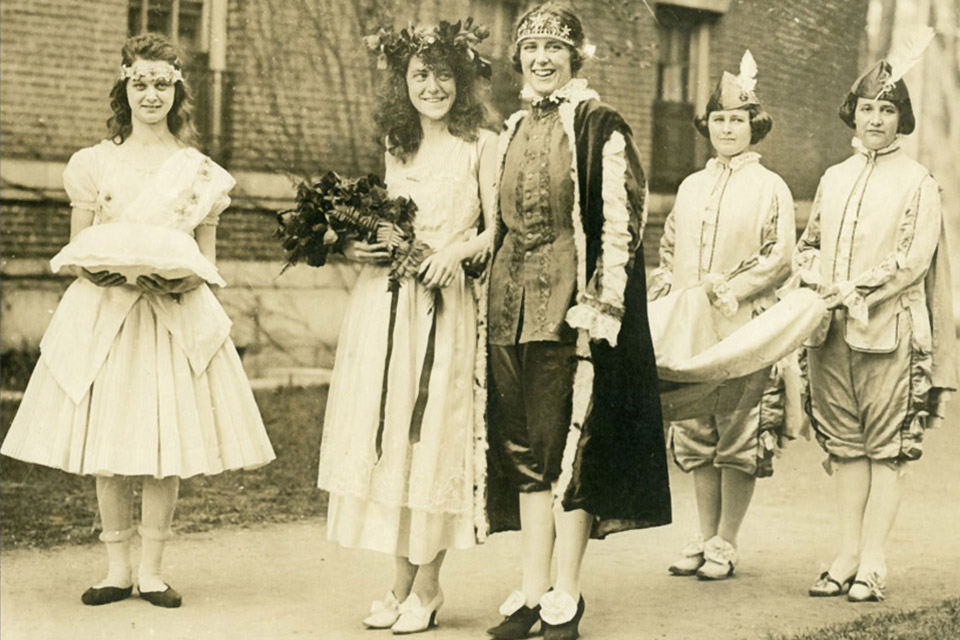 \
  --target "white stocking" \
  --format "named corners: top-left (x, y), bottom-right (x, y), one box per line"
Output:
top-left (138, 476), bottom-right (179, 593)
top-left (94, 476), bottom-right (135, 588)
